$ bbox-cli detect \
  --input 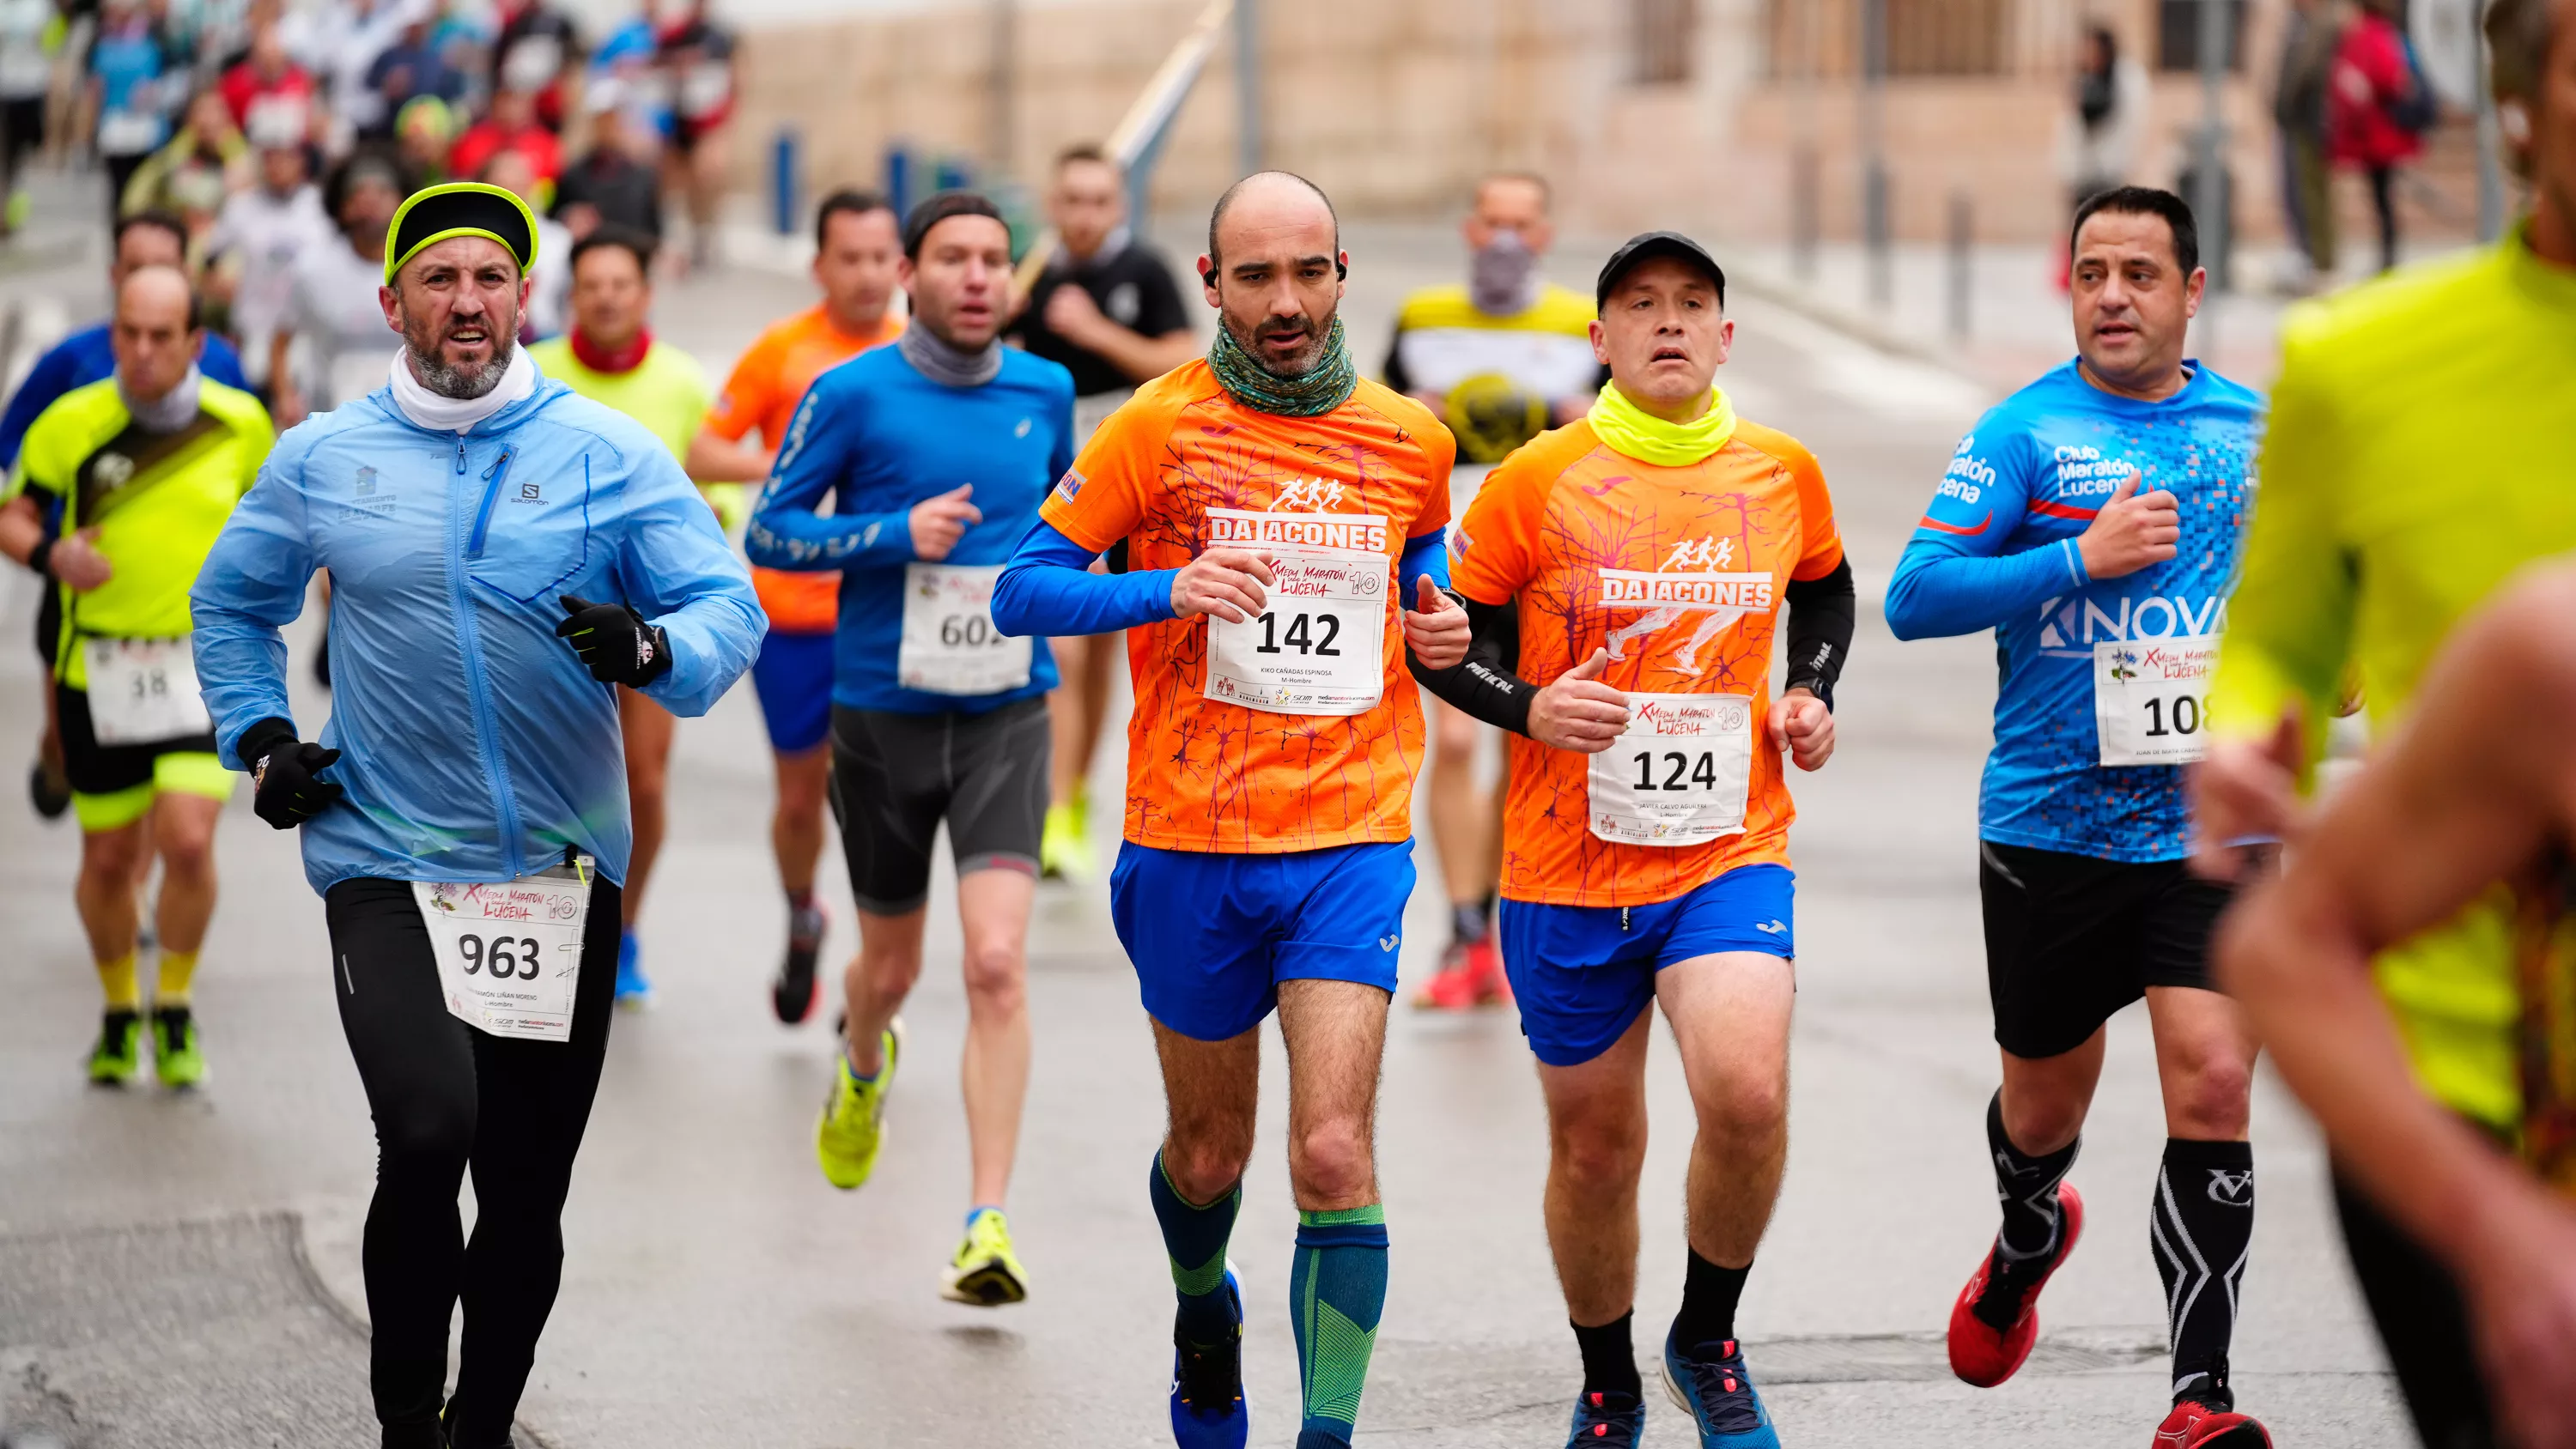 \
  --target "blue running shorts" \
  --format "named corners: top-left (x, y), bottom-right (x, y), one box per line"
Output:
top-left (1499, 864), bottom-right (1796, 1068)
top-left (750, 627), bottom-right (836, 754)
top-left (1110, 839), bottom-right (1416, 1042)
